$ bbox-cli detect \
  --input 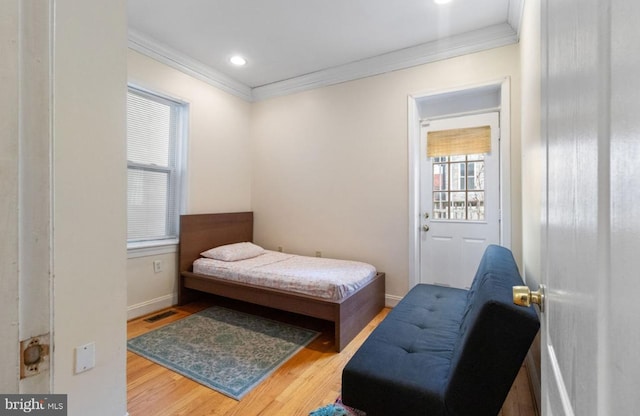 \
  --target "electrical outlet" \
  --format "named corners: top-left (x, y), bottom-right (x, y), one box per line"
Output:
top-left (153, 260), bottom-right (162, 273)
top-left (277, 246), bottom-right (283, 252)
top-left (315, 251), bottom-right (322, 257)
